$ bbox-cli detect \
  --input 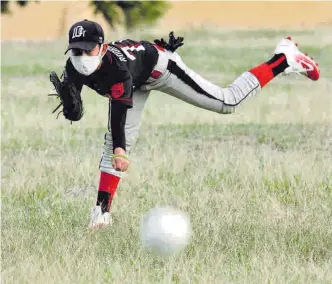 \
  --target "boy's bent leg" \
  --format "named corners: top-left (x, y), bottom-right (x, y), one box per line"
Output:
top-left (158, 60), bottom-right (260, 114)
top-left (157, 54), bottom-right (261, 114)
top-left (90, 91), bottom-right (150, 228)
